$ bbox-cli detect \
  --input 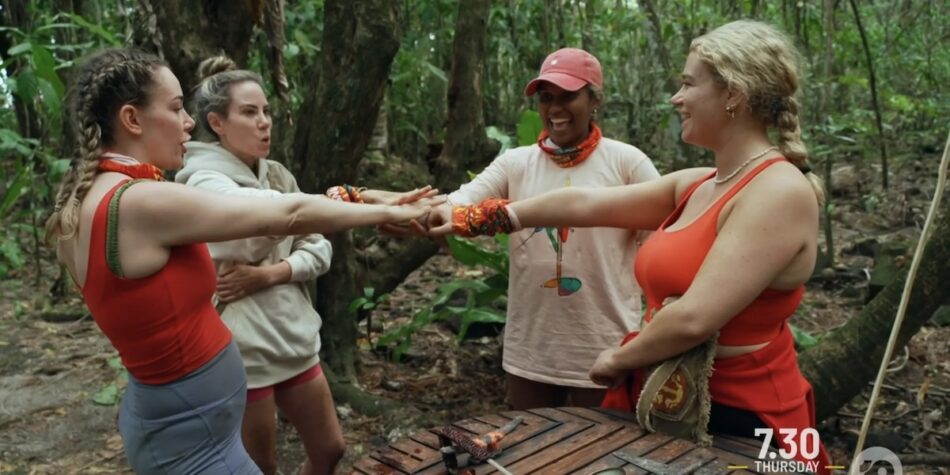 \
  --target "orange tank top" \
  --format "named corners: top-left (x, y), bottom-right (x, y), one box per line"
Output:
top-left (81, 180), bottom-right (231, 384)
top-left (634, 158), bottom-right (803, 346)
